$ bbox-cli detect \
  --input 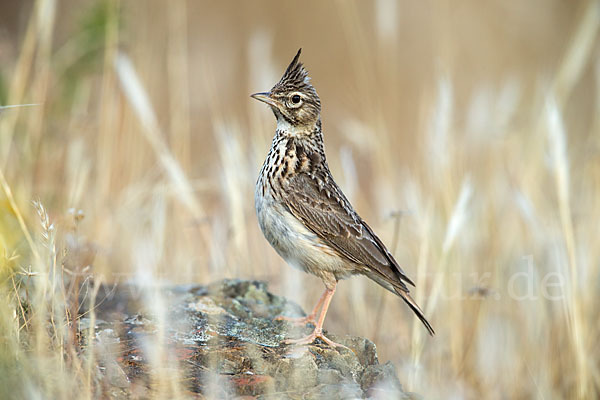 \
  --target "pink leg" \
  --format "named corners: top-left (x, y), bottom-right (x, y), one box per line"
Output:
top-left (275, 288), bottom-right (328, 326)
top-left (284, 283), bottom-right (349, 350)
